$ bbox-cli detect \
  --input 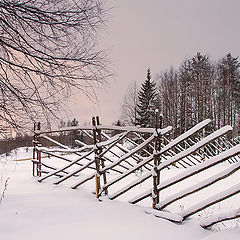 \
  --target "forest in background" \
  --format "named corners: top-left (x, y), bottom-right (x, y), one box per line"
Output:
top-left (120, 52), bottom-right (240, 139)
